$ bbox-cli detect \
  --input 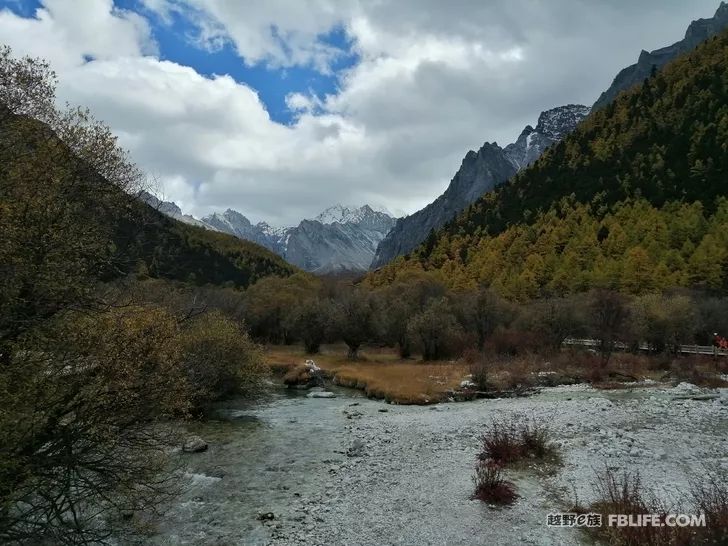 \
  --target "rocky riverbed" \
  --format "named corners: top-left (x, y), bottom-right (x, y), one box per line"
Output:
top-left (141, 382), bottom-right (728, 545)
